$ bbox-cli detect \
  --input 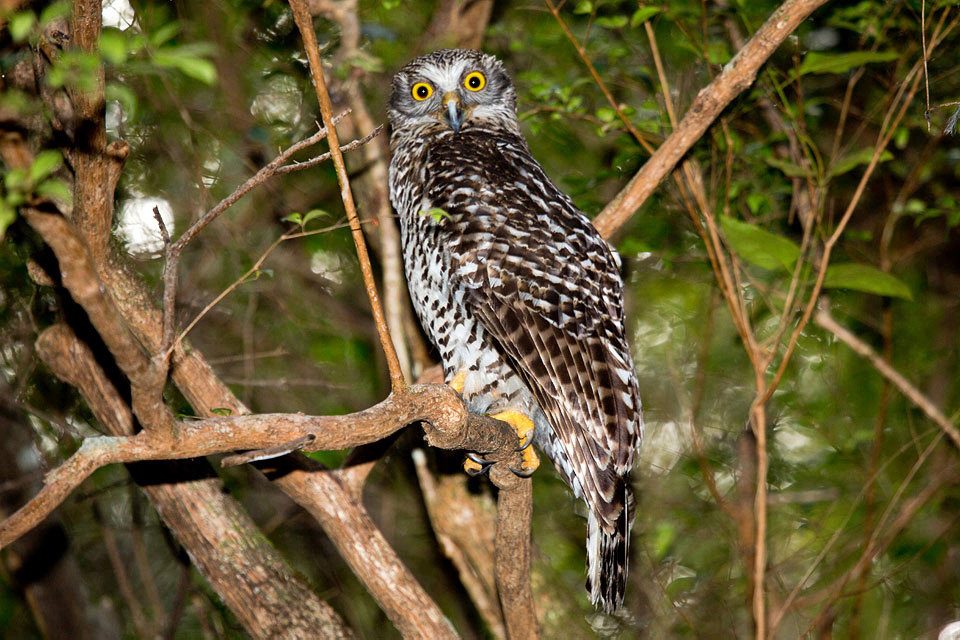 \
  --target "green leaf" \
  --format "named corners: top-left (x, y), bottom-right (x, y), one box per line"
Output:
top-left (4, 168), bottom-right (27, 191)
top-left (595, 15), bottom-right (629, 29)
top-left (0, 199), bottom-right (16, 241)
top-left (301, 209), bottom-right (329, 227)
top-left (630, 7), bottom-right (661, 27)
top-left (823, 263), bottom-right (912, 300)
top-left (9, 11), bottom-right (36, 43)
top-left (39, 1), bottom-right (71, 26)
top-left (720, 216), bottom-right (801, 270)
top-left (420, 207), bottom-right (451, 223)
top-left (765, 156), bottom-right (813, 178)
top-left (99, 28), bottom-right (128, 65)
top-left (154, 50), bottom-right (217, 85)
top-left (746, 193), bottom-right (767, 215)
top-left (149, 22), bottom-right (181, 47)
top-left (828, 148), bottom-right (893, 178)
top-left (283, 212), bottom-right (304, 225)
top-left (28, 150), bottom-right (63, 184)
top-left (35, 178), bottom-right (72, 203)
top-left (797, 51), bottom-right (898, 76)
top-left (573, 1), bottom-right (593, 15)
top-left (210, 407), bottom-right (233, 416)
top-left (652, 521), bottom-right (676, 561)
top-left (595, 107), bottom-right (617, 123)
